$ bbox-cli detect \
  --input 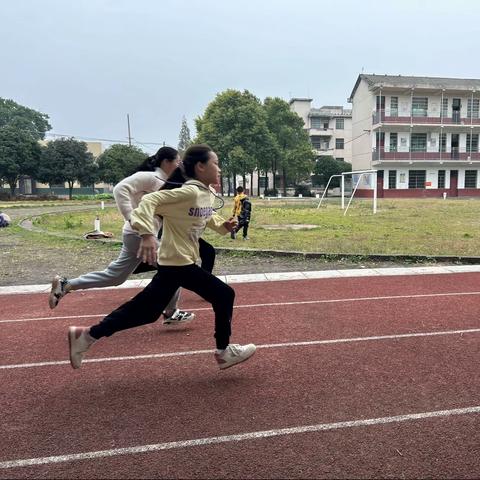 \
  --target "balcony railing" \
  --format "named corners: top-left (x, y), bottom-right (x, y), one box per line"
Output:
top-left (372, 148), bottom-right (480, 161)
top-left (372, 109), bottom-right (480, 125)
top-left (309, 127), bottom-right (333, 136)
